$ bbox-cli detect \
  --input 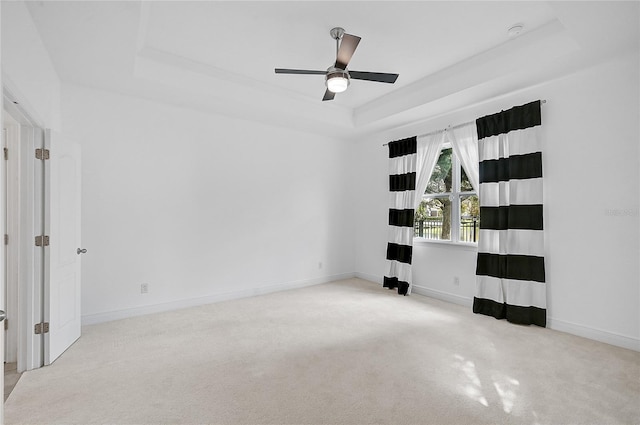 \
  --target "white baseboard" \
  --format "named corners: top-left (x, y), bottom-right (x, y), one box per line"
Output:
top-left (410, 285), bottom-right (639, 352)
top-left (356, 273), bottom-right (638, 352)
top-left (411, 286), bottom-right (639, 352)
top-left (410, 284), bottom-right (473, 307)
top-left (355, 273), bottom-right (474, 307)
top-left (547, 317), bottom-right (640, 352)
top-left (82, 272), bottom-right (355, 326)
top-left (83, 271), bottom-right (639, 352)
top-left (354, 271), bottom-right (383, 285)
